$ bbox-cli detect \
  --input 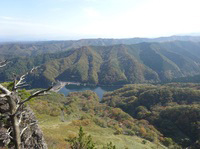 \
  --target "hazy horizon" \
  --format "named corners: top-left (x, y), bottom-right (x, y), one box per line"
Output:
top-left (1, 33), bottom-right (200, 42)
